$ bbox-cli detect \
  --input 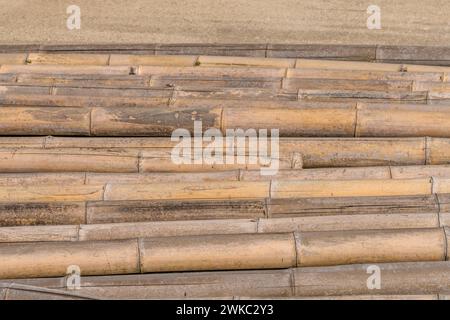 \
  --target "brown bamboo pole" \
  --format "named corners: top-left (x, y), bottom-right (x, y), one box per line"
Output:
top-left (103, 181), bottom-right (270, 201)
top-left (268, 194), bottom-right (438, 218)
top-left (4, 105), bottom-right (450, 140)
top-left (294, 59), bottom-right (403, 72)
top-left (0, 268), bottom-right (294, 299)
top-left (270, 178), bottom-right (432, 199)
top-left (240, 167), bottom-right (391, 181)
top-left (3, 261), bottom-right (450, 299)
top-left (0, 211), bottom-right (439, 243)
top-left (90, 106), bottom-right (222, 136)
top-left (0, 65), bottom-right (131, 75)
top-left (0, 107), bottom-right (90, 135)
top-left (0, 229), bottom-right (445, 278)
top-left (38, 137), bottom-right (430, 169)
top-left (0, 94), bottom-right (170, 108)
top-left (197, 56), bottom-right (295, 68)
top-left (86, 198), bottom-right (266, 223)
top-left (297, 89), bottom-right (428, 102)
top-left (0, 202), bottom-right (86, 226)
top-left (1, 192), bottom-right (441, 227)
top-left (4, 165), bottom-right (450, 185)
top-left (0, 240), bottom-right (139, 279)
top-left (295, 228), bottom-right (446, 267)
top-left (139, 233), bottom-right (296, 272)
top-left (138, 65), bottom-right (287, 78)
top-left (110, 54), bottom-right (197, 66)
top-left (356, 104), bottom-right (450, 137)
top-left (0, 173), bottom-right (86, 186)
top-left (293, 261), bottom-right (450, 297)
top-left (287, 68), bottom-right (442, 82)
top-left (0, 53), bottom-right (27, 64)
top-left (0, 185), bottom-right (104, 202)
top-left (0, 149), bottom-right (139, 173)
top-left (222, 105), bottom-right (356, 137)
top-left (15, 74), bottom-right (151, 88)
top-left (282, 78), bottom-right (413, 93)
top-left (26, 53), bottom-right (110, 66)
